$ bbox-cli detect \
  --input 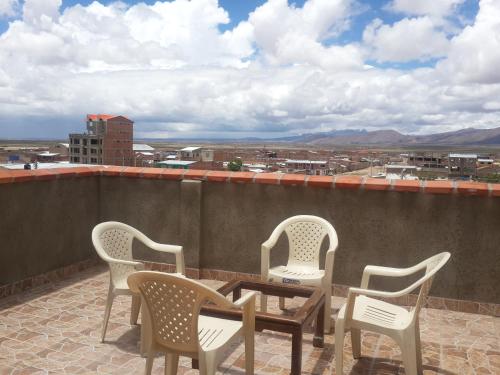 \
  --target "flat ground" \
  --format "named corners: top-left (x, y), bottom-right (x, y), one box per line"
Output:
top-left (0, 265), bottom-right (499, 374)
